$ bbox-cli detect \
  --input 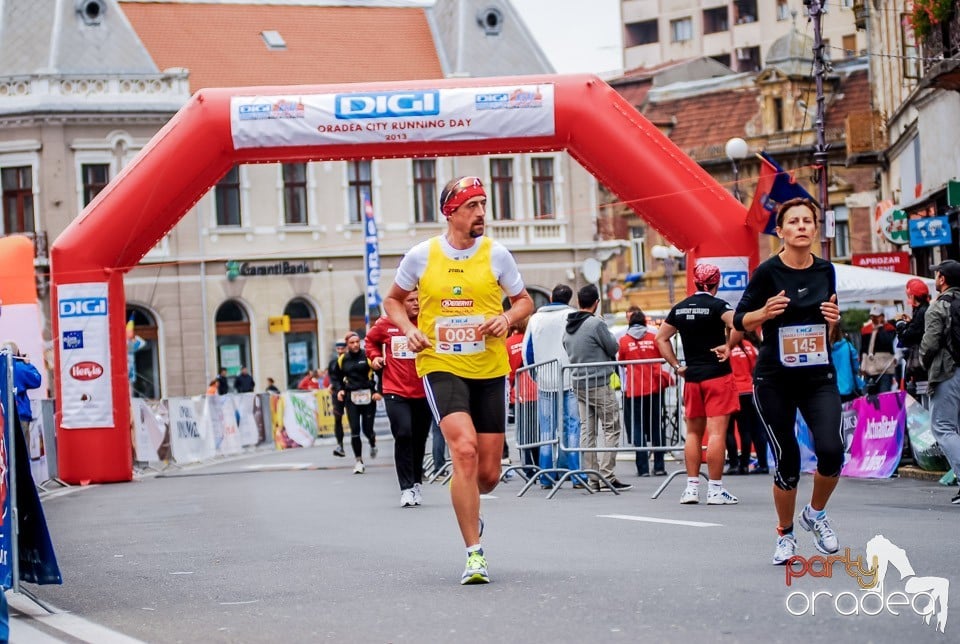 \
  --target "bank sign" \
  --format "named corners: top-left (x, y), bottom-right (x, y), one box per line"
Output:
top-left (57, 283), bottom-right (113, 428)
top-left (230, 84), bottom-right (555, 149)
top-left (698, 256), bottom-right (750, 308)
